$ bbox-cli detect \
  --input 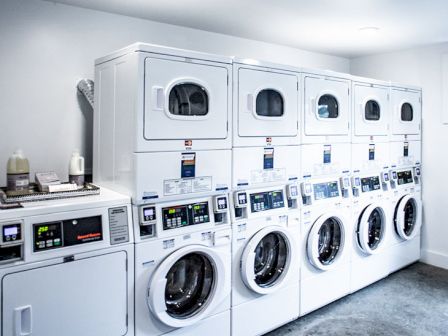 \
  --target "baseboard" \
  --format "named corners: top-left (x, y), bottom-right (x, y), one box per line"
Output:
top-left (420, 249), bottom-right (448, 270)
